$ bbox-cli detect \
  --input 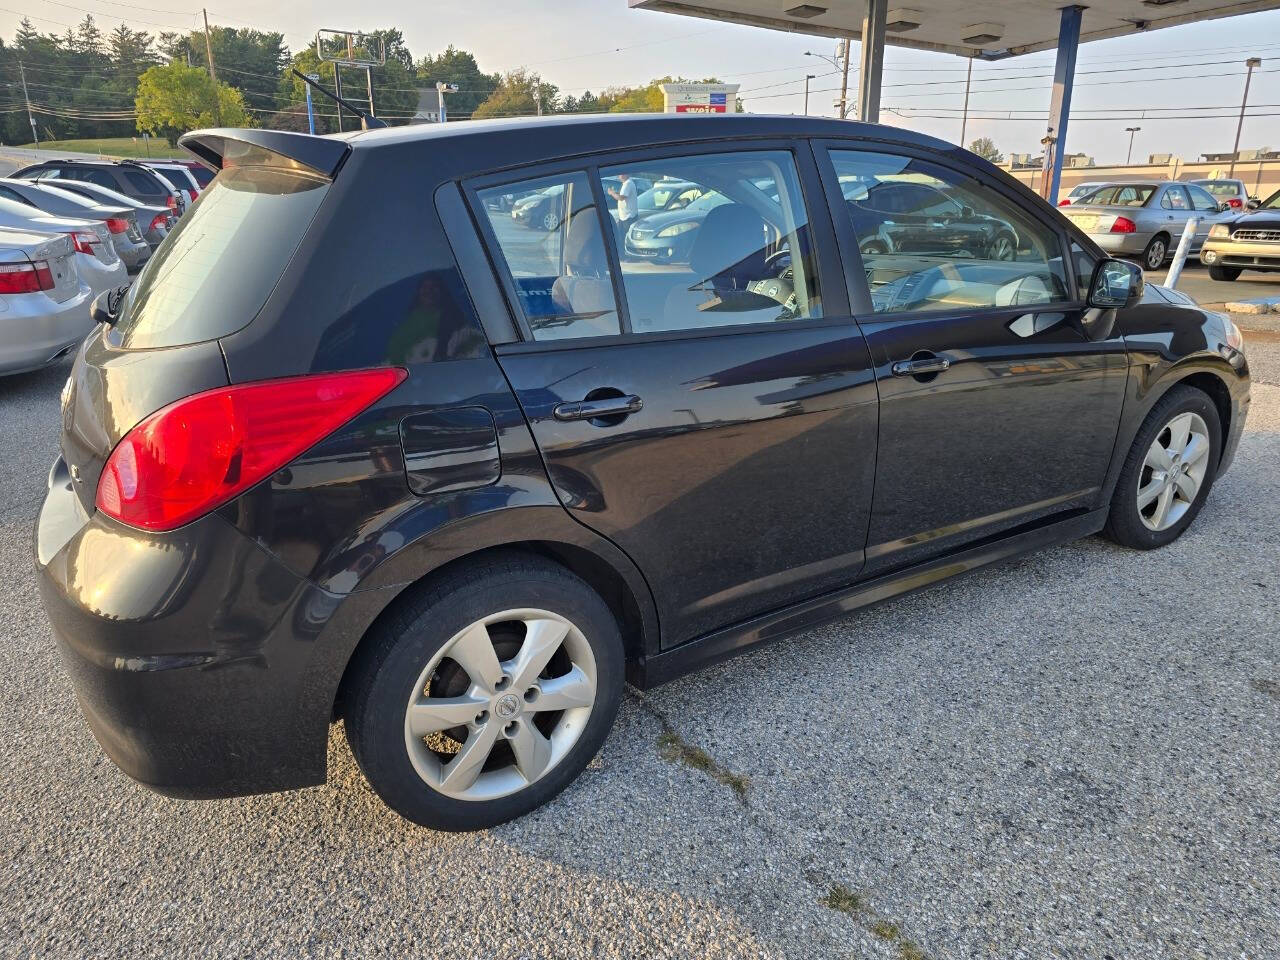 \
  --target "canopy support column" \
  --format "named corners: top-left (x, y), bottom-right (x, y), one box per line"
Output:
top-left (857, 0), bottom-right (886, 123)
top-left (1040, 5), bottom-right (1083, 204)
